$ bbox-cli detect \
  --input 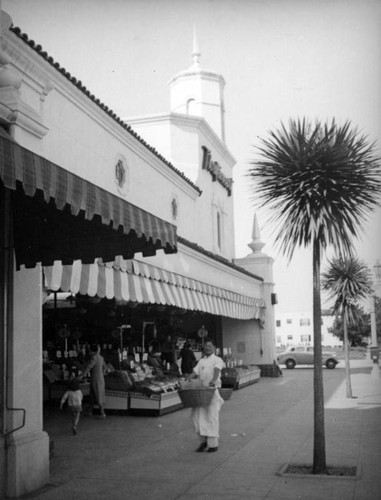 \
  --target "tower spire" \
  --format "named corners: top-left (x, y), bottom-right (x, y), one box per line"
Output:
top-left (248, 213), bottom-right (265, 254)
top-left (191, 25), bottom-right (201, 68)
top-left (168, 27), bottom-right (226, 141)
